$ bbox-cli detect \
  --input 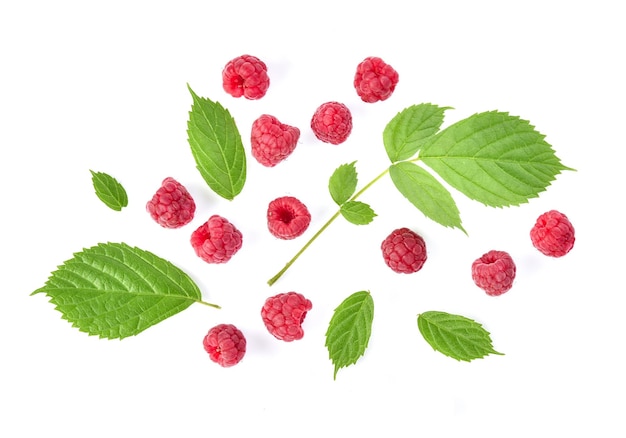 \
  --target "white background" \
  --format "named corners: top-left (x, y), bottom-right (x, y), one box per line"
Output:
top-left (2, 1), bottom-right (624, 436)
